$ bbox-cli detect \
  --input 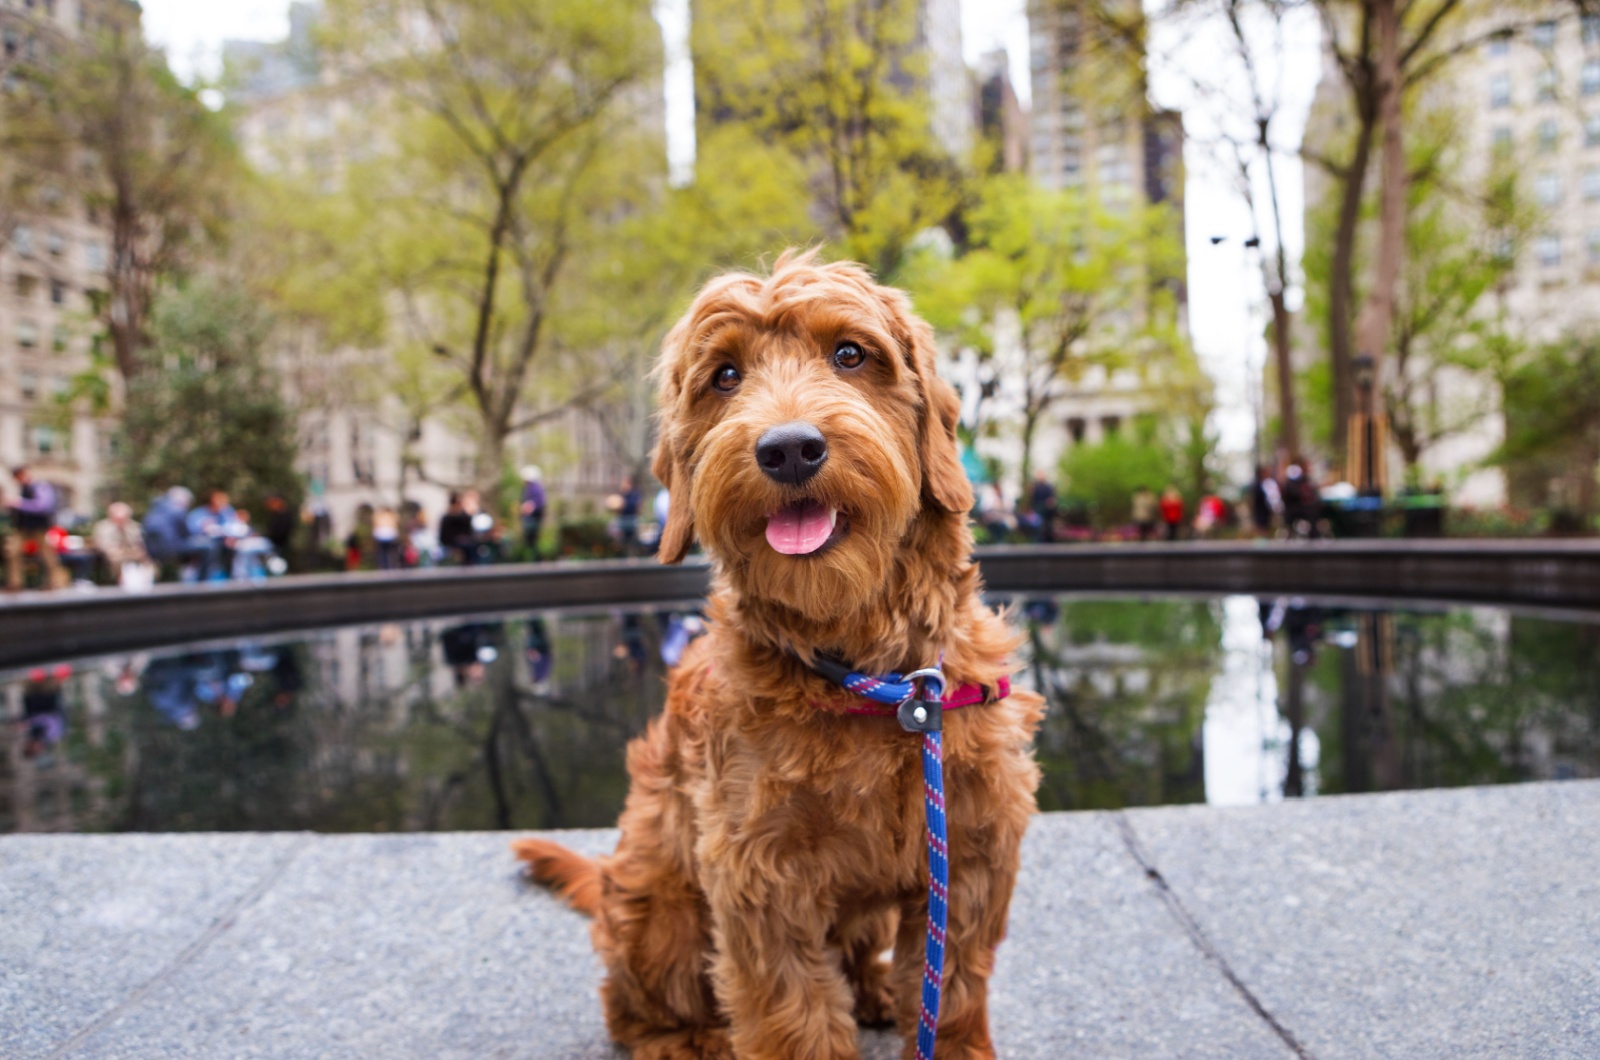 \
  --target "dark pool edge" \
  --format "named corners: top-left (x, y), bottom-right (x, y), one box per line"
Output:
top-left (1, 541), bottom-right (1597, 669)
